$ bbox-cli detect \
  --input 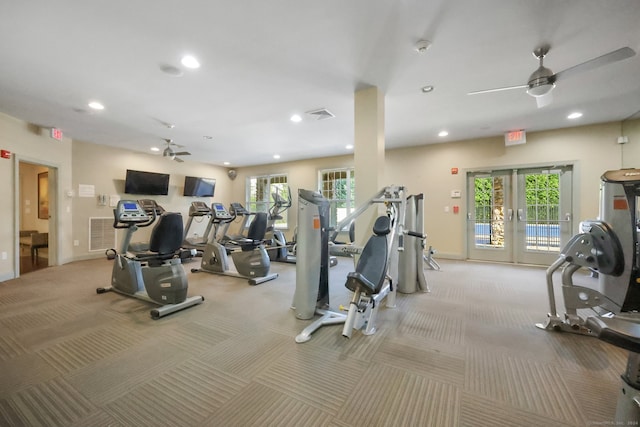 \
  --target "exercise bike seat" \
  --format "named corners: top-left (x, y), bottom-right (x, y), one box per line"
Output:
top-left (345, 216), bottom-right (390, 296)
top-left (236, 212), bottom-right (269, 252)
top-left (145, 212), bottom-right (185, 262)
